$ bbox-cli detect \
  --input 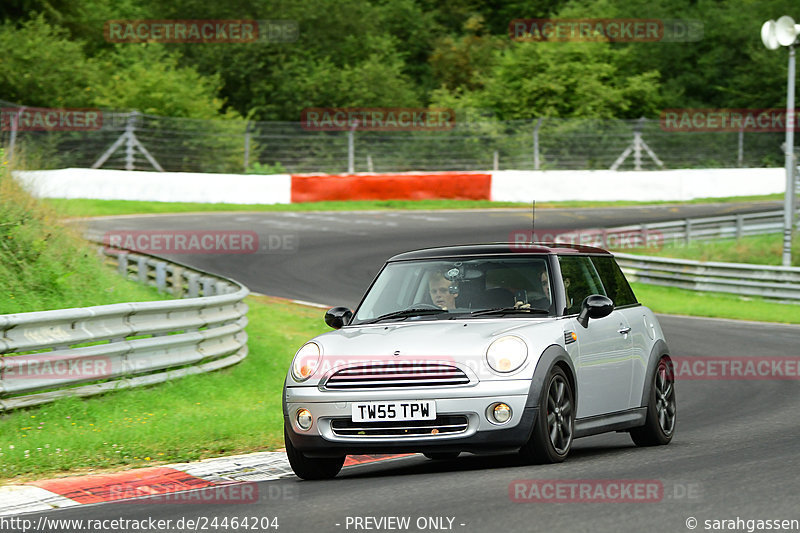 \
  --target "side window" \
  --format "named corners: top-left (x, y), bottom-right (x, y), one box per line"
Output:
top-left (557, 255), bottom-right (605, 315)
top-left (591, 256), bottom-right (638, 307)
